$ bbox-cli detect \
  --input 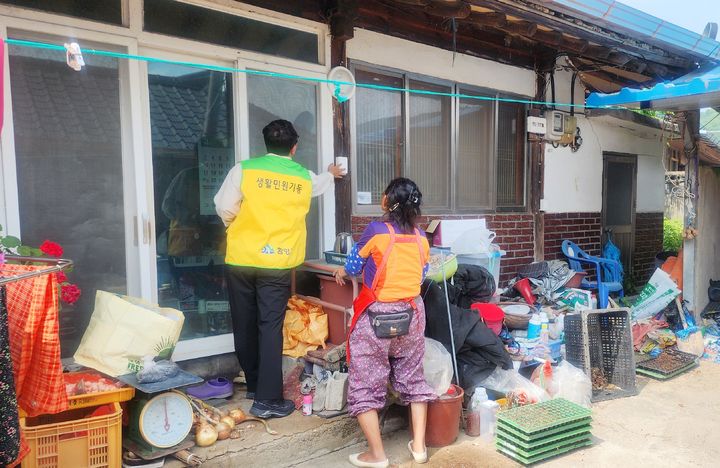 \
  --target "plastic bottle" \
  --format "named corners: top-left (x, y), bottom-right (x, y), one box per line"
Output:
top-left (465, 388), bottom-right (488, 437)
top-left (539, 312), bottom-right (550, 345)
top-left (302, 394), bottom-right (313, 416)
top-left (527, 313), bottom-right (541, 340)
top-left (479, 400), bottom-right (500, 442)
